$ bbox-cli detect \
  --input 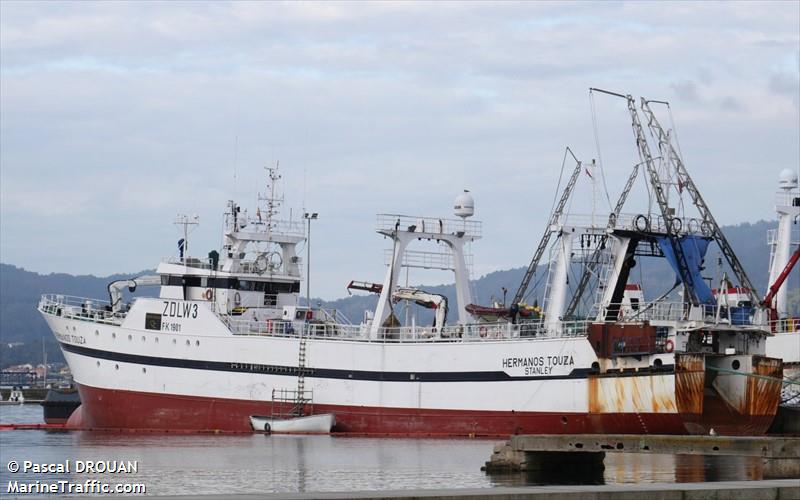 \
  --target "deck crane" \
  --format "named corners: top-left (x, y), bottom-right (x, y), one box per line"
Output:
top-left (391, 287), bottom-right (449, 329)
top-left (564, 162), bottom-right (641, 318)
top-left (762, 247), bottom-right (800, 324)
top-left (641, 98), bottom-right (761, 306)
top-left (108, 275), bottom-right (161, 314)
top-left (511, 148), bottom-right (584, 307)
top-left (590, 88), bottom-right (707, 306)
top-left (346, 280), bottom-right (448, 329)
